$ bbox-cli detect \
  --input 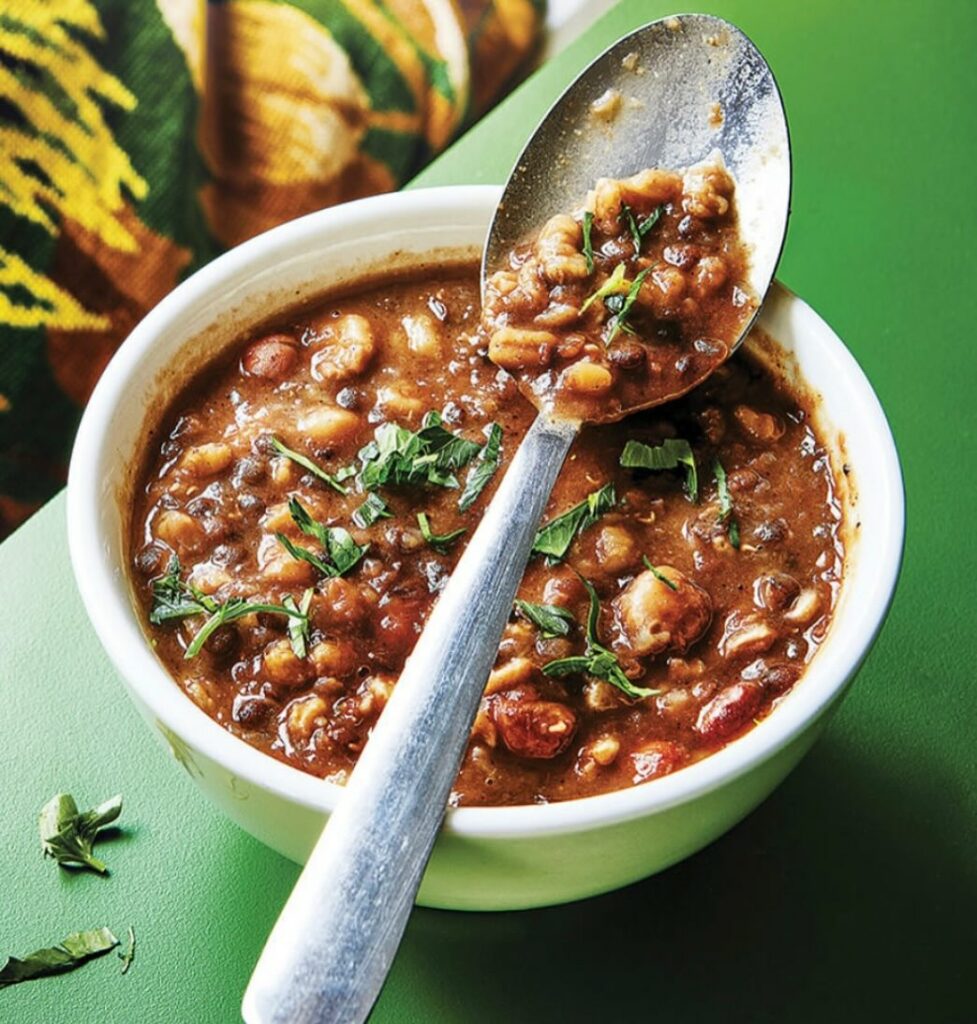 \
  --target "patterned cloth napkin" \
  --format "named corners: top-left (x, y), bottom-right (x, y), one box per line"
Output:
top-left (0, 0), bottom-right (544, 539)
